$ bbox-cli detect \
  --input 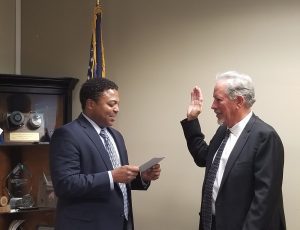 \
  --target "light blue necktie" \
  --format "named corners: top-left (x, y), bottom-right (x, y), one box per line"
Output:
top-left (100, 128), bottom-right (129, 220)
